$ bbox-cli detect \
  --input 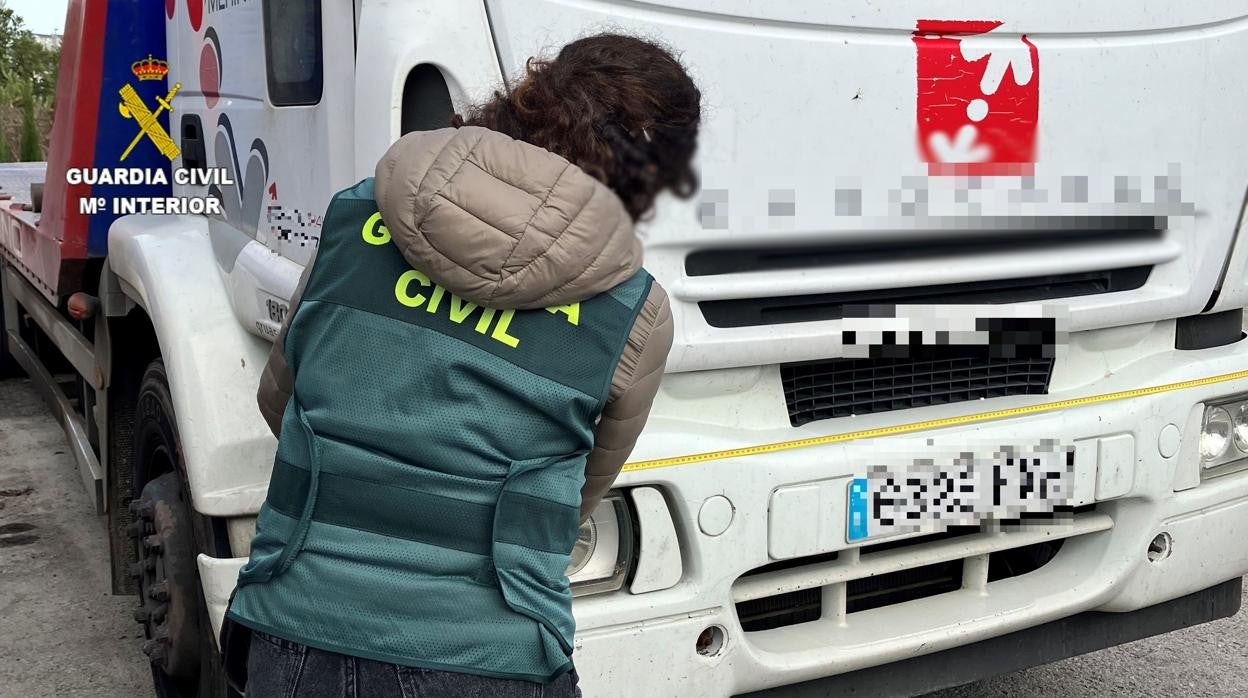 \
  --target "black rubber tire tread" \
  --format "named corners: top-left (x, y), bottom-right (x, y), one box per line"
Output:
top-left (135, 359), bottom-right (235, 698)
